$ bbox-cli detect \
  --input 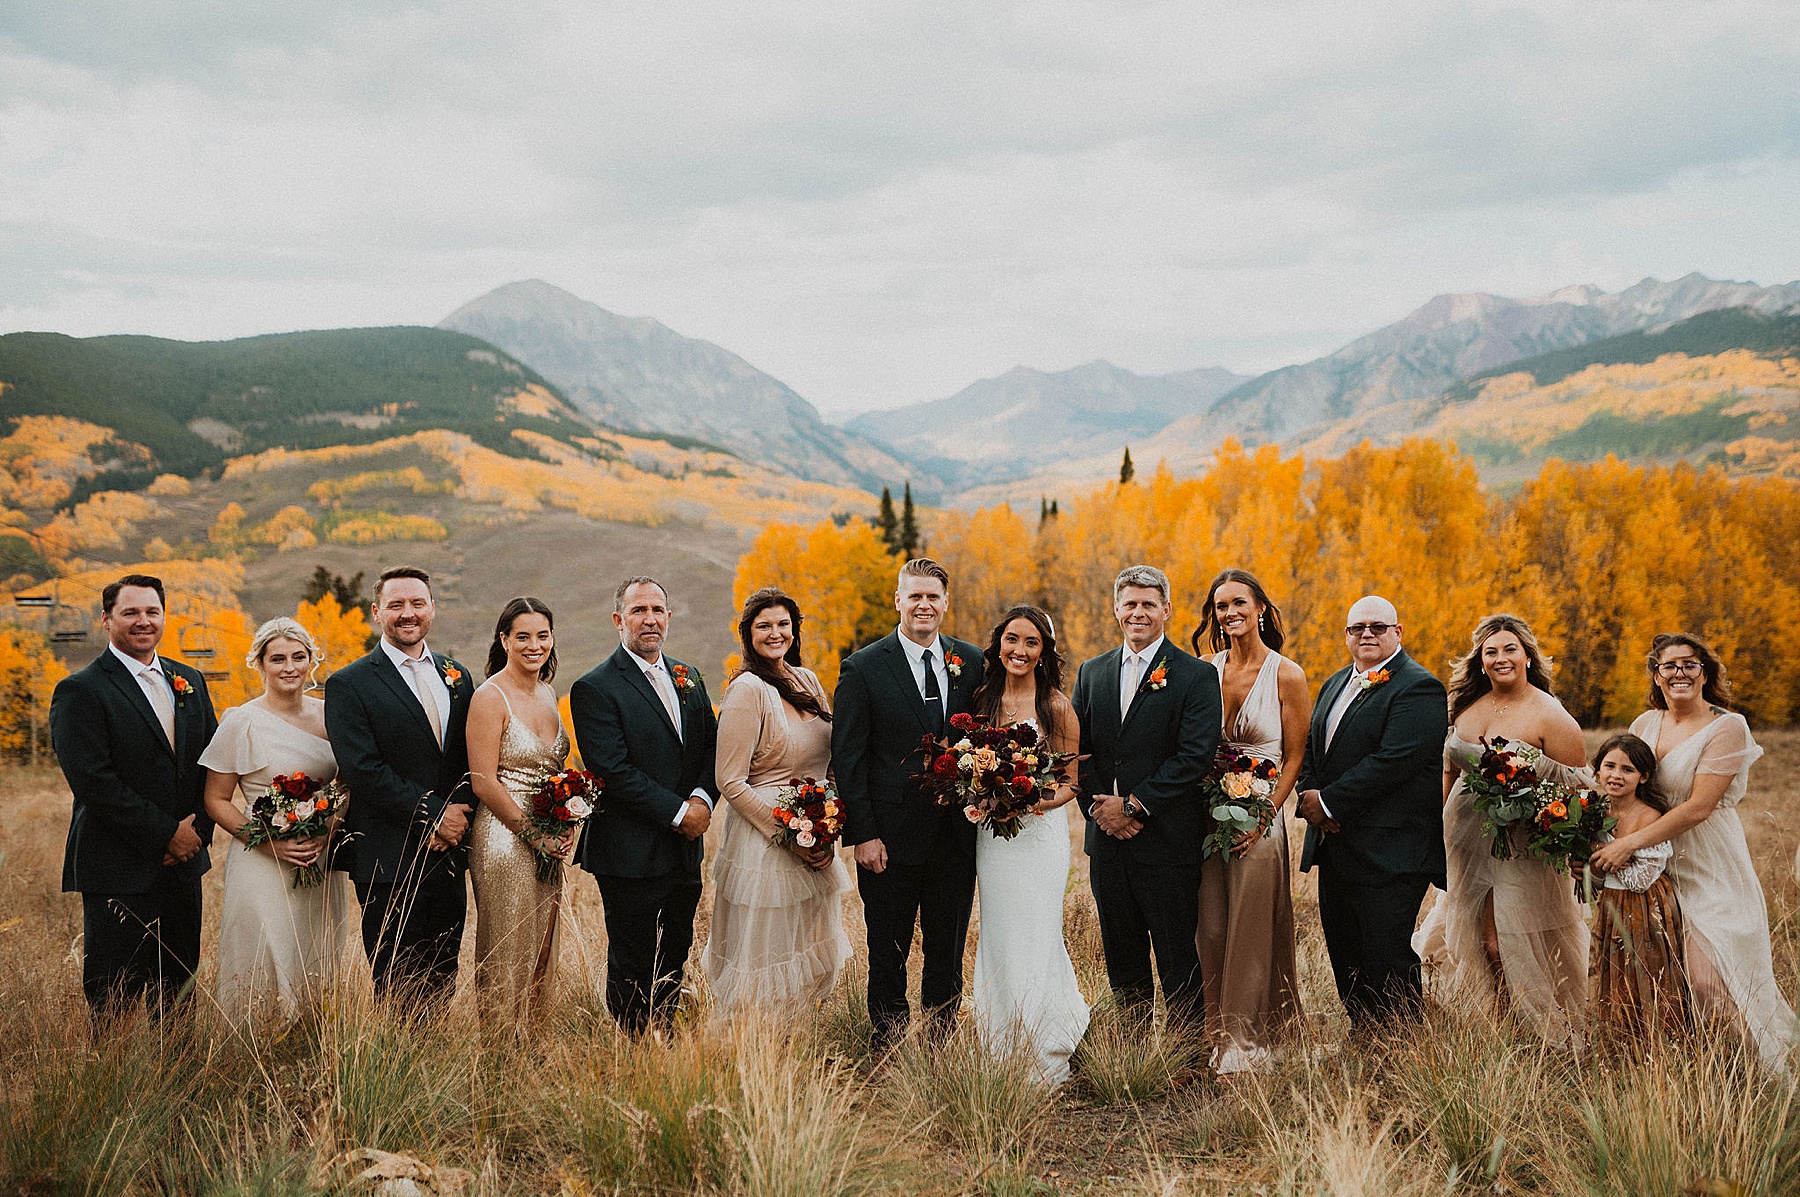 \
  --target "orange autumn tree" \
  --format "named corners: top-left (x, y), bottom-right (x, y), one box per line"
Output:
top-left (0, 624), bottom-right (67, 763)
top-left (165, 602), bottom-right (257, 710)
top-left (294, 593), bottom-right (373, 687)
top-left (727, 518), bottom-right (900, 692)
